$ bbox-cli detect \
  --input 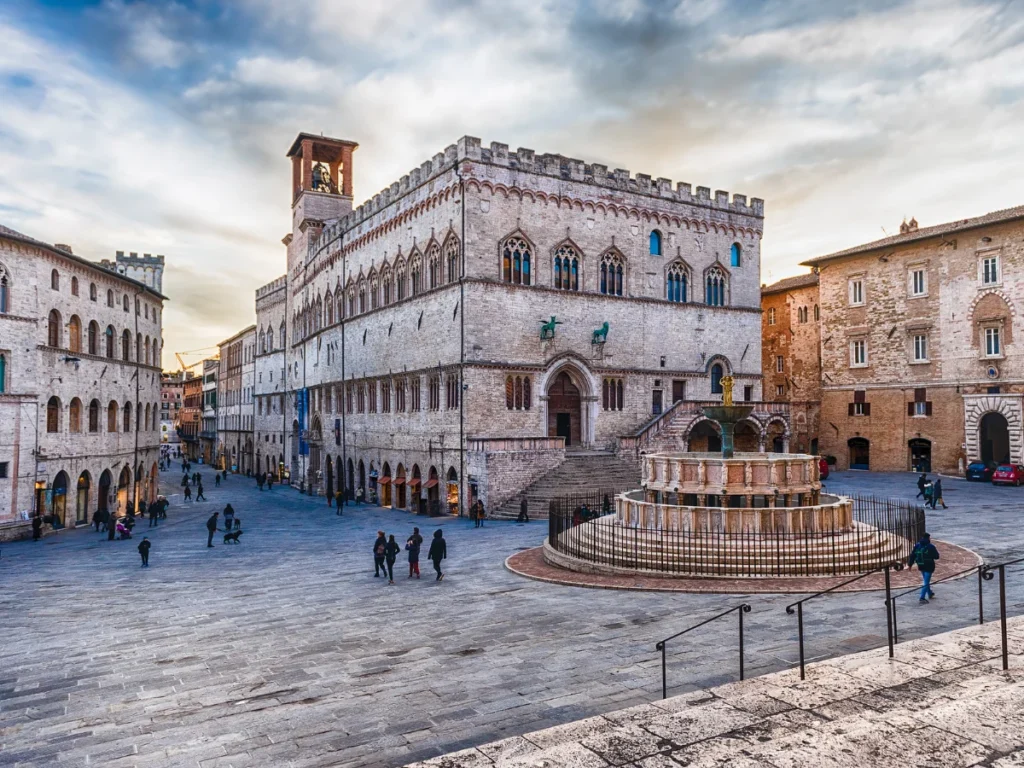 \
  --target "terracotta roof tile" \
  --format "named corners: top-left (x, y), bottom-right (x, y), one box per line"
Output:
top-left (761, 272), bottom-right (818, 294)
